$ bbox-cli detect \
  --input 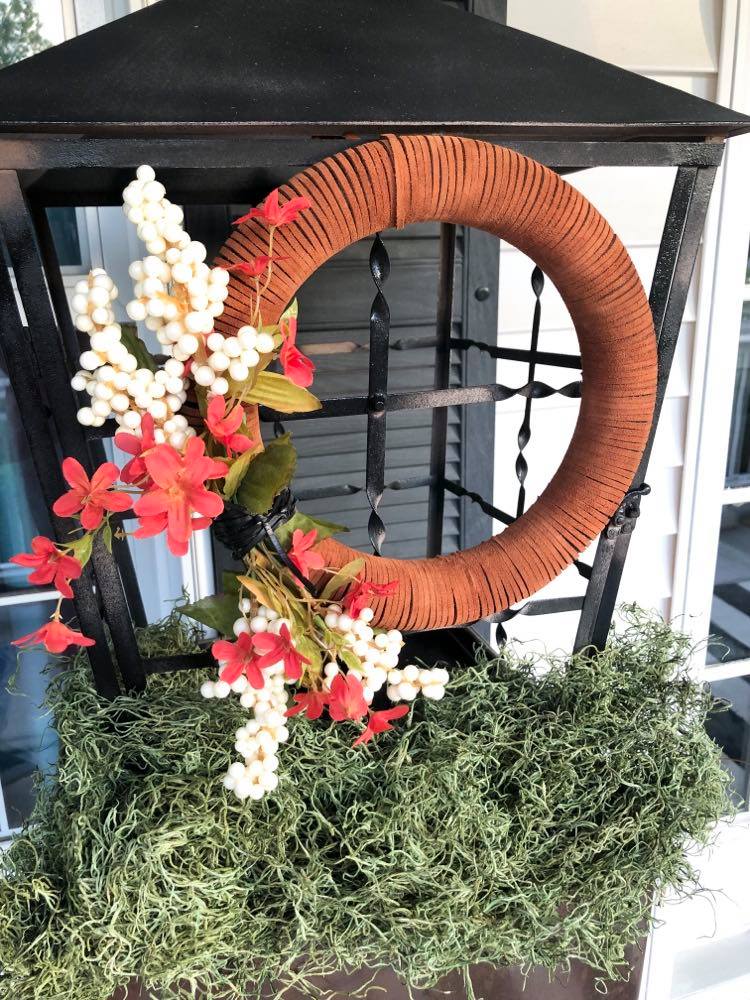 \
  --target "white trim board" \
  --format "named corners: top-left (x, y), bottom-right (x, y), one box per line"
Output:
top-left (671, 0), bottom-right (750, 648)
